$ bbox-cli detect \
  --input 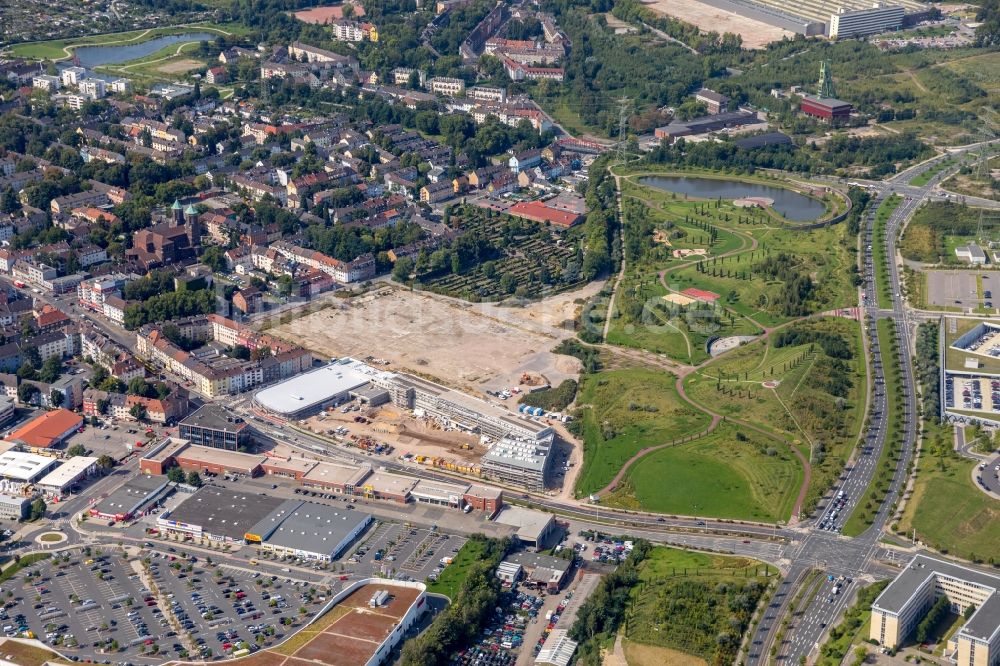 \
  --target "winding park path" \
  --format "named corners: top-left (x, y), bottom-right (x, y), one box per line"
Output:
top-left (588, 174), bottom-right (869, 523)
top-left (591, 330), bottom-right (814, 522)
